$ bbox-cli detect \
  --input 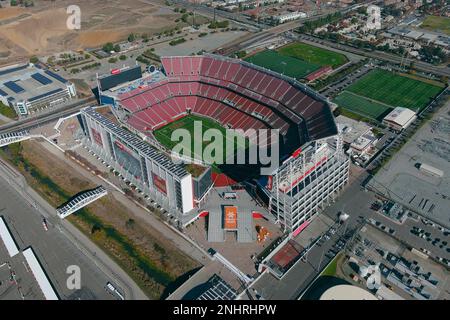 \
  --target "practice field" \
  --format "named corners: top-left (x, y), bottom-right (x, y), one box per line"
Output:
top-left (278, 42), bottom-right (348, 69)
top-left (333, 91), bottom-right (393, 121)
top-left (421, 15), bottom-right (450, 36)
top-left (245, 50), bottom-right (320, 79)
top-left (153, 114), bottom-right (248, 170)
top-left (346, 69), bottom-right (443, 113)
